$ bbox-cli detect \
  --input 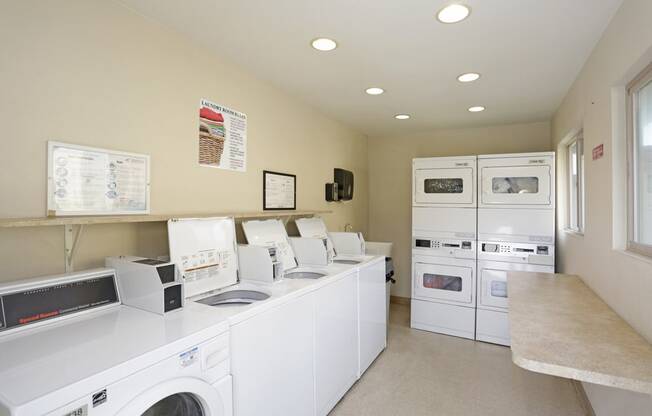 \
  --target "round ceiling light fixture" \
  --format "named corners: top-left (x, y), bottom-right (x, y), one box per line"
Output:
top-left (365, 87), bottom-right (385, 95)
top-left (468, 106), bottom-right (486, 113)
top-left (311, 37), bottom-right (338, 51)
top-left (394, 114), bottom-right (411, 120)
top-left (457, 72), bottom-right (481, 83)
top-left (437, 4), bottom-right (471, 24)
